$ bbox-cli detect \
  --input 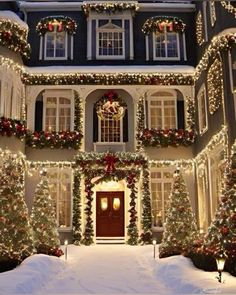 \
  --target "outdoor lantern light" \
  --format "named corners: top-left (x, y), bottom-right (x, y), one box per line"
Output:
top-left (64, 240), bottom-right (68, 260)
top-left (216, 256), bottom-right (226, 283)
top-left (152, 240), bottom-right (157, 259)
